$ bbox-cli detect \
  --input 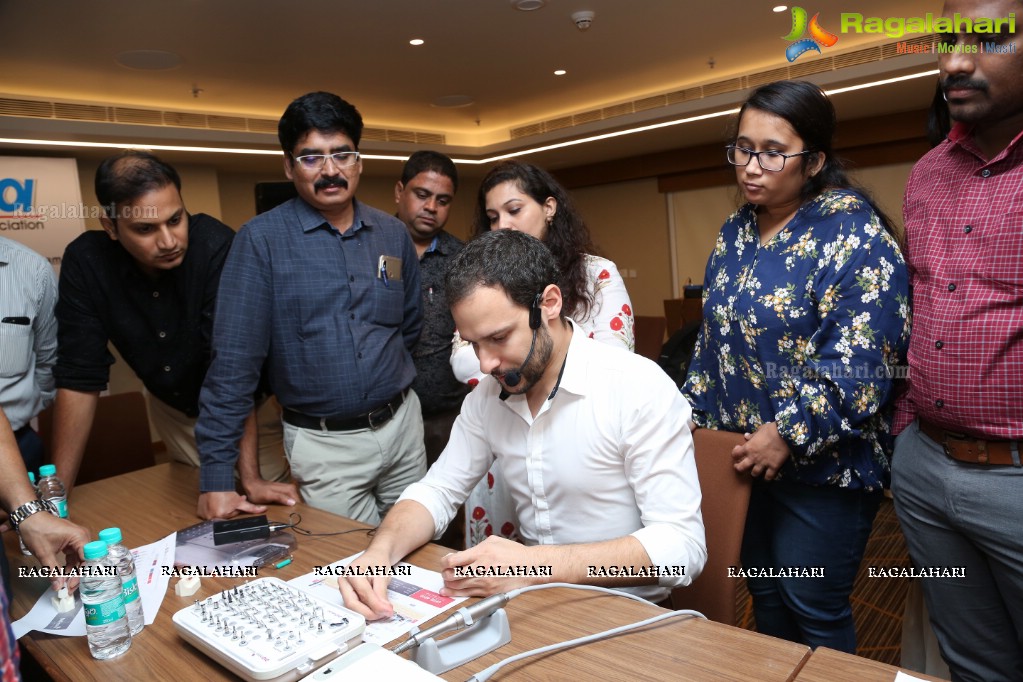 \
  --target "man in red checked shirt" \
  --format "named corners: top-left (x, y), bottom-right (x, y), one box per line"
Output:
top-left (891, 1), bottom-right (1023, 680)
